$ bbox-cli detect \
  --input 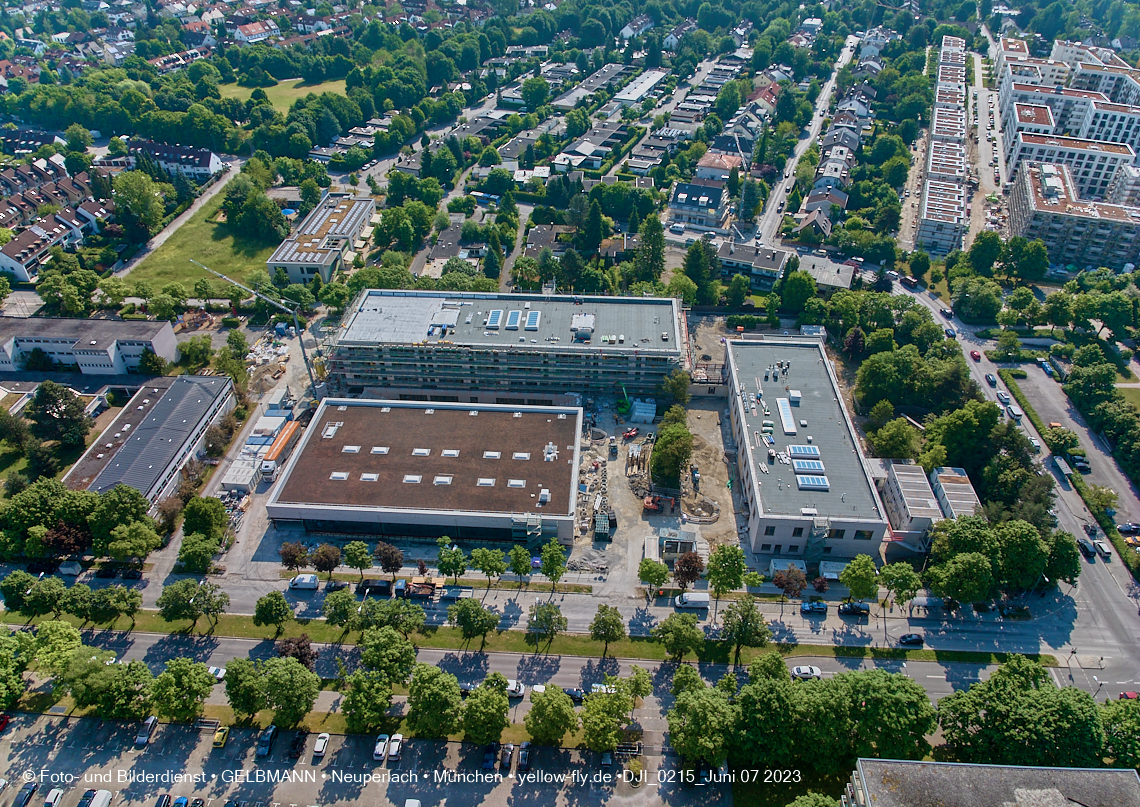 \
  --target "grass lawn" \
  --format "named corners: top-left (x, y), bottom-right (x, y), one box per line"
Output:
top-left (1119, 386), bottom-right (1140, 410)
top-left (129, 199), bottom-right (278, 288)
top-left (219, 78), bottom-right (348, 114)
